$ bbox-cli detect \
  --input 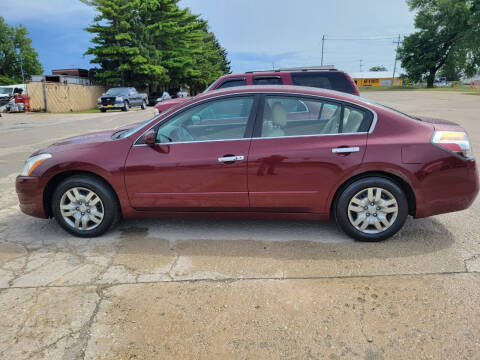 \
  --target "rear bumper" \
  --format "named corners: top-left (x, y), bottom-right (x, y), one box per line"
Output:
top-left (16, 176), bottom-right (47, 218)
top-left (415, 159), bottom-right (479, 218)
